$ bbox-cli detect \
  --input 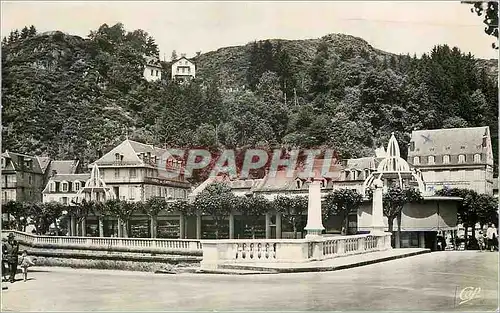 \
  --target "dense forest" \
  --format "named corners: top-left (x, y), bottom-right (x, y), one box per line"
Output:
top-left (1, 23), bottom-right (498, 183)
